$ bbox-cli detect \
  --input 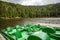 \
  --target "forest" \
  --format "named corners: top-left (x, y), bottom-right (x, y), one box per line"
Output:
top-left (0, 1), bottom-right (60, 18)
